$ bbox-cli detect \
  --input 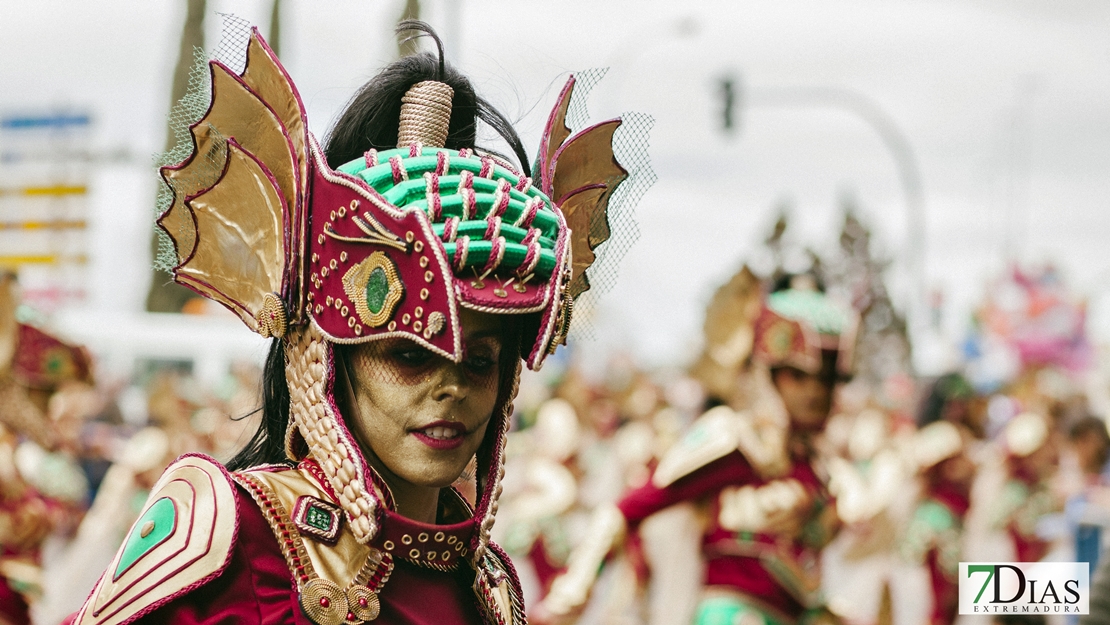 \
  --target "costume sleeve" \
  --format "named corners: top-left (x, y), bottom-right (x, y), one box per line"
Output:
top-left (64, 485), bottom-right (300, 625)
top-left (619, 450), bottom-right (755, 526)
top-left (131, 485), bottom-right (300, 624)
